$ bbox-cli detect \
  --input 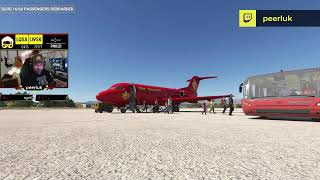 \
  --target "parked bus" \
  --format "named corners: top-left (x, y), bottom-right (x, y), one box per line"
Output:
top-left (239, 68), bottom-right (320, 119)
